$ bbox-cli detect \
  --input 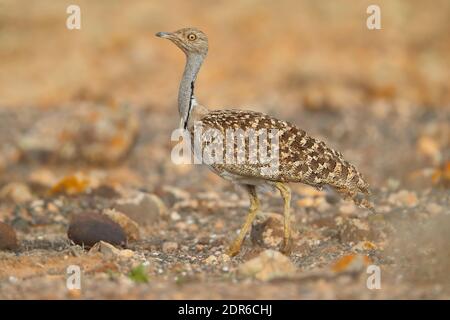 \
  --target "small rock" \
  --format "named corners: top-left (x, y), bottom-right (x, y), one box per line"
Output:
top-left (417, 136), bottom-right (441, 164)
top-left (238, 249), bottom-right (296, 281)
top-left (119, 249), bottom-right (136, 259)
top-left (91, 185), bottom-right (120, 198)
top-left (28, 168), bottom-right (58, 188)
top-left (204, 255), bottom-right (218, 265)
top-left (103, 209), bottom-right (140, 242)
top-left (336, 217), bottom-right (370, 244)
top-left (331, 254), bottom-right (371, 273)
top-left (68, 212), bottom-right (126, 248)
top-left (47, 202), bottom-right (59, 213)
top-left (388, 190), bottom-right (418, 208)
top-left (50, 174), bottom-right (91, 195)
top-left (250, 212), bottom-right (297, 249)
top-left (0, 222), bottom-right (18, 251)
top-left (219, 253), bottom-right (231, 263)
top-left (204, 253), bottom-right (231, 265)
top-left (162, 241), bottom-right (178, 253)
top-left (426, 203), bottom-right (443, 215)
top-left (115, 193), bottom-right (167, 226)
top-left (89, 241), bottom-right (120, 258)
top-left (352, 241), bottom-right (377, 252)
top-left (170, 211), bottom-right (181, 221)
top-left (89, 241), bottom-right (135, 260)
top-left (0, 182), bottom-right (33, 203)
